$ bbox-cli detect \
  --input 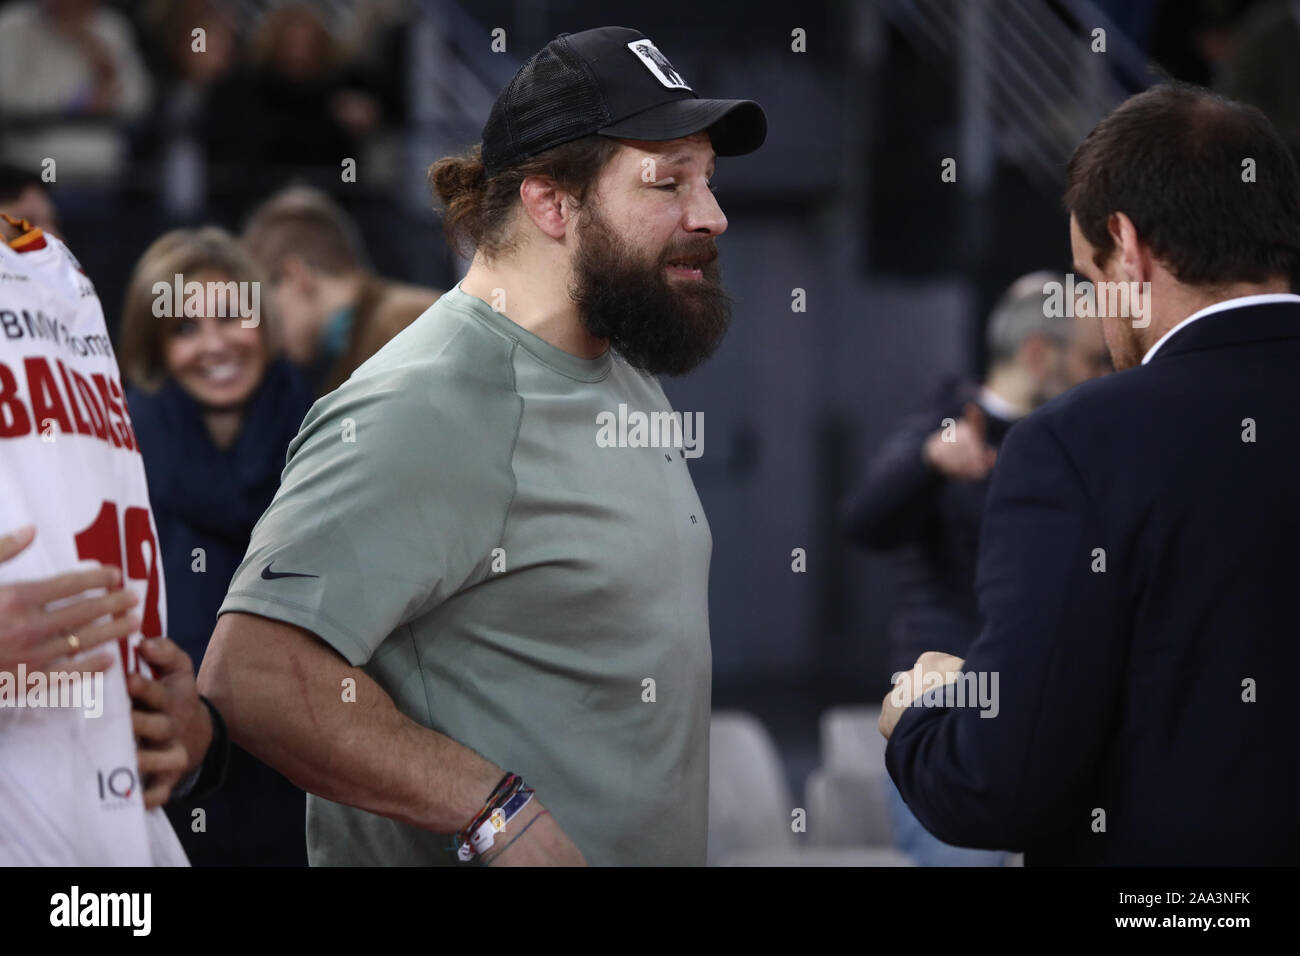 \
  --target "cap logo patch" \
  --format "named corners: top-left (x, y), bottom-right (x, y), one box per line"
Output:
top-left (627, 39), bottom-right (691, 91)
